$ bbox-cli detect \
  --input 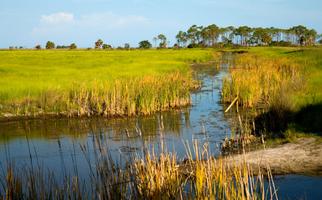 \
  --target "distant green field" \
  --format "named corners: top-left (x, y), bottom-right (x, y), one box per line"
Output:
top-left (0, 49), bottom-right (213, 117)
